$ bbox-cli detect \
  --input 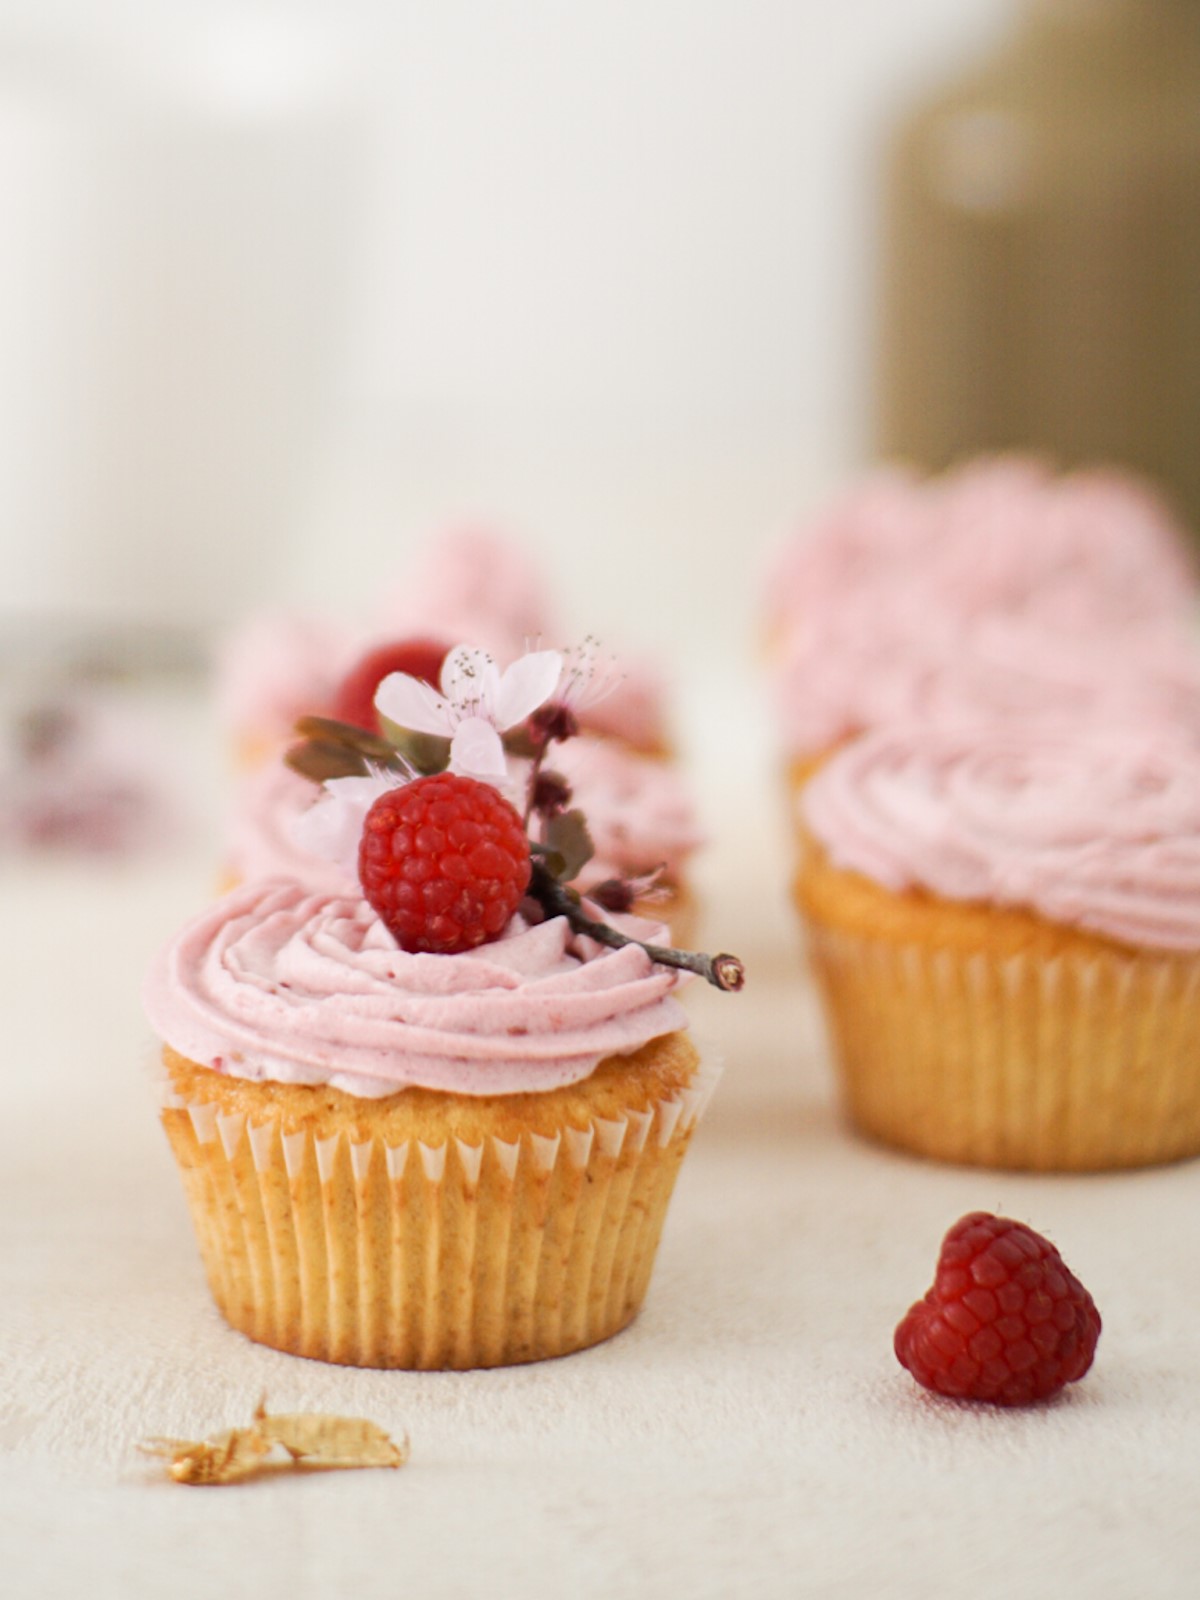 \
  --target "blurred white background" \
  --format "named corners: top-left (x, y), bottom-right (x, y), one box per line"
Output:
top-left (0, 0), bottom-right (1008, 665)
